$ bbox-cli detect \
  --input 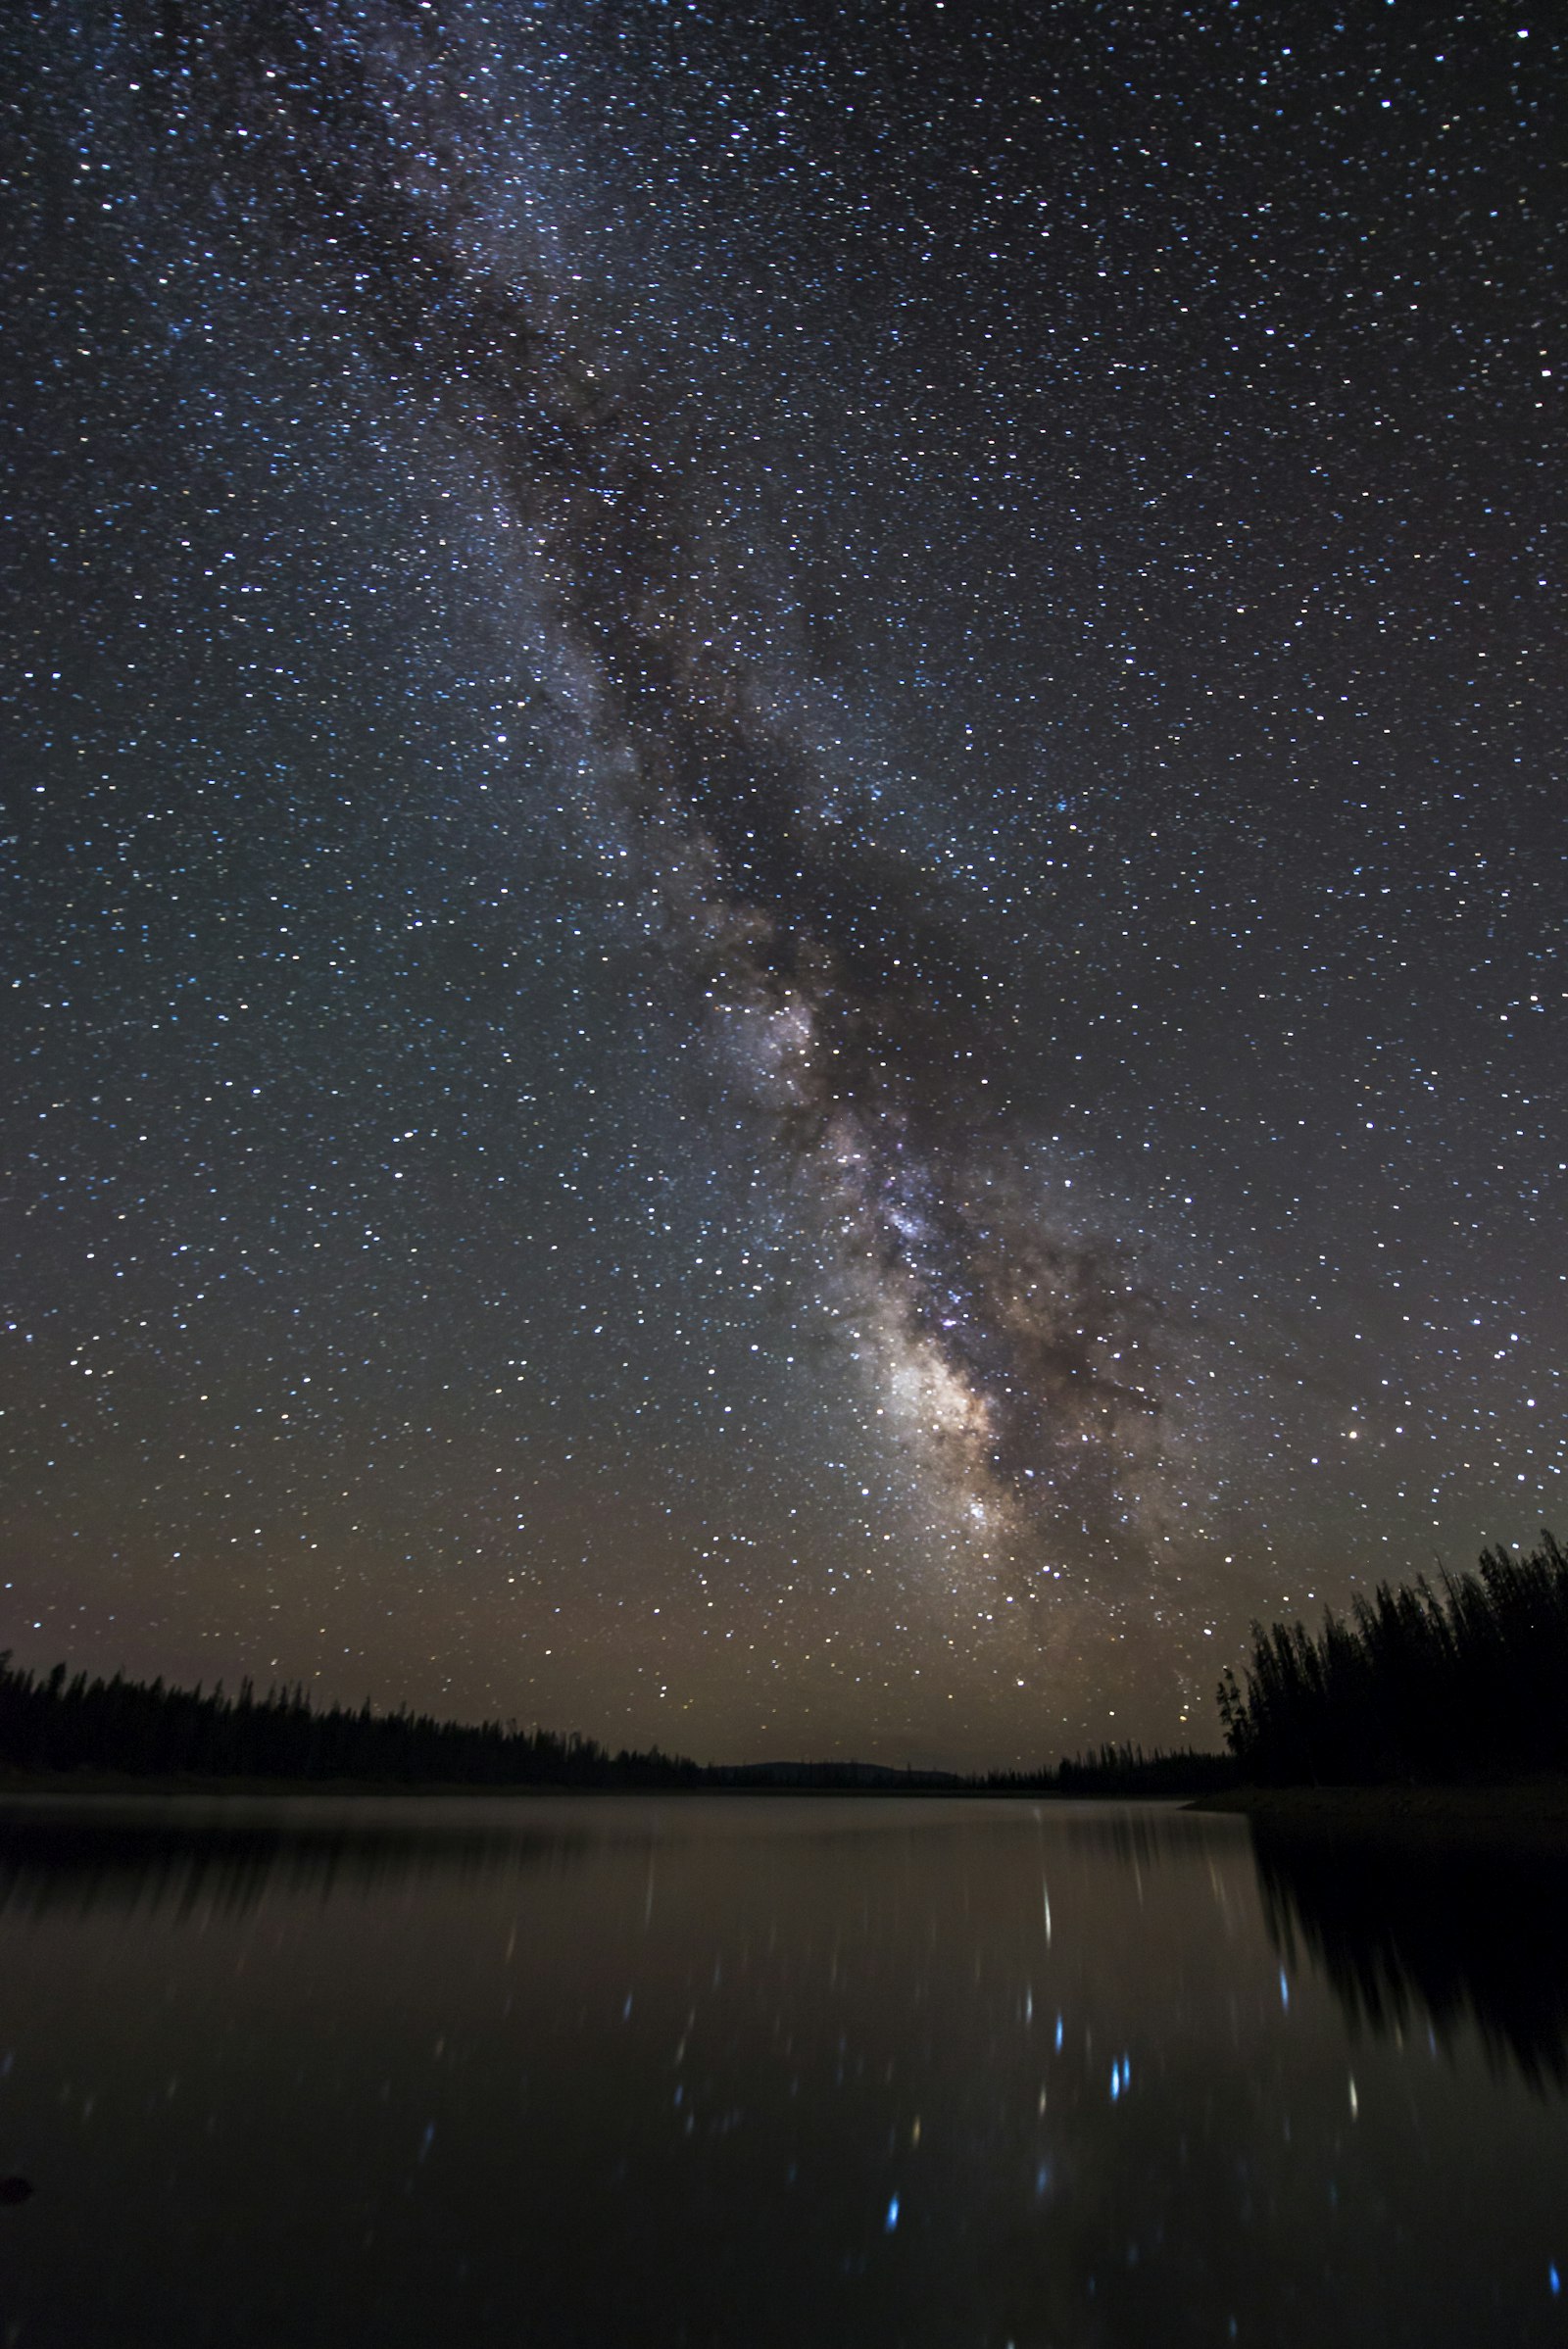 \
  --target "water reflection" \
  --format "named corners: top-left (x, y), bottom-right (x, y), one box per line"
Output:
top-left (0, 1796), bottom-right (586, 1917)
top-left (0, 1794), bottom-right (1562, 2349)
top-left (0, 1792), bottom-right (1228, 1913)
top-left (1254, 1818), bottom-right (1568, 2091)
